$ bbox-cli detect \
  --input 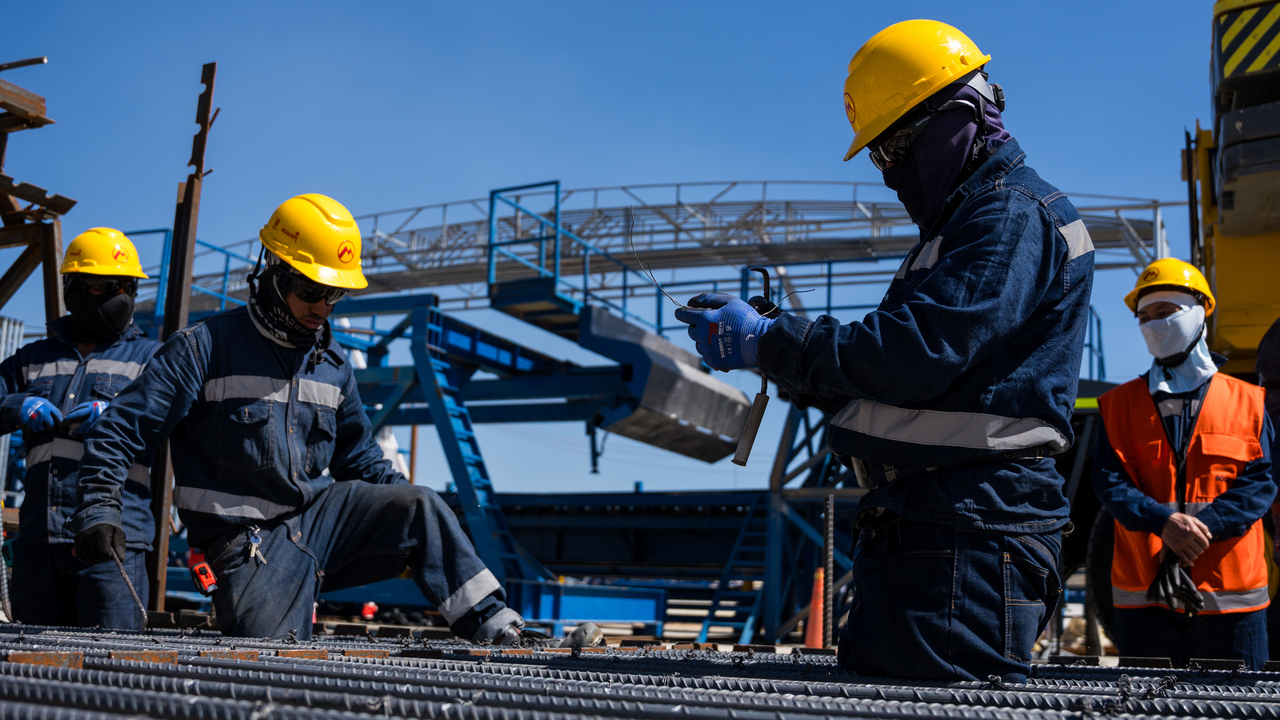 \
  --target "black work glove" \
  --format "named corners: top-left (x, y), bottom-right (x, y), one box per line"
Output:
top-left (1146, 554), bottom-right (1205, 616)
top-left (75, 523), bottom-right (126, 566)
